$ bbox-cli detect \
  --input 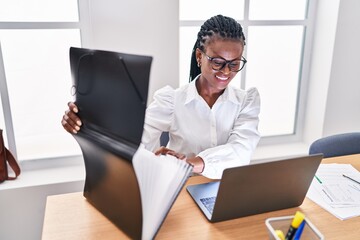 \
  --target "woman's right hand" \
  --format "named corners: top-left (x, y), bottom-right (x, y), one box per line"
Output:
top-left (61, 102), bottom-right (82, 134)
